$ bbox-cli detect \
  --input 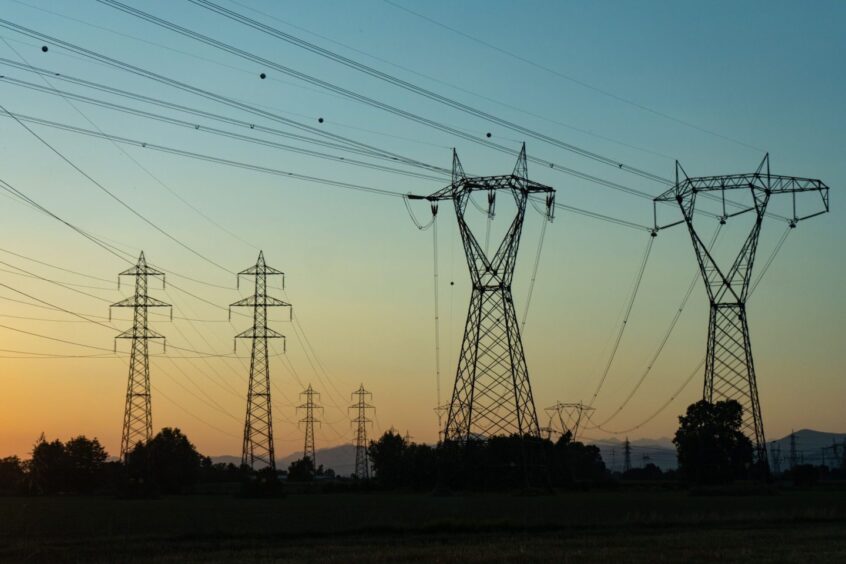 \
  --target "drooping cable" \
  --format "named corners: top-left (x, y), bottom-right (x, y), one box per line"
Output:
top-left (588, 234), bottom-right (655, 407)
